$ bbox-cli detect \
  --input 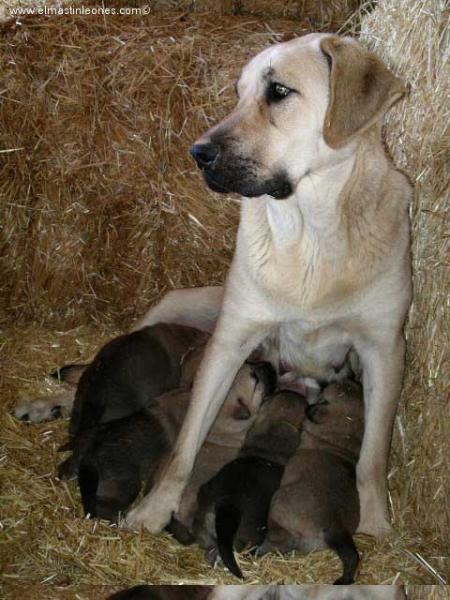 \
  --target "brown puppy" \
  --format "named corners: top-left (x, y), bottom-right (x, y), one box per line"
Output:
top-left (14, 323), bottom-right (207, 425)
top-left (66, 362), bottom-right (276, 522)
top-left (106, 586), bottom-right (212, 600)
top-left (70, 323), bottom-right (209, 435)
top-left (191, 390), bottom-right (308, 578)
top-left (166, 362), bottom-right (278, 536)
top-left (258, 380), bottom-right (364, 585)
